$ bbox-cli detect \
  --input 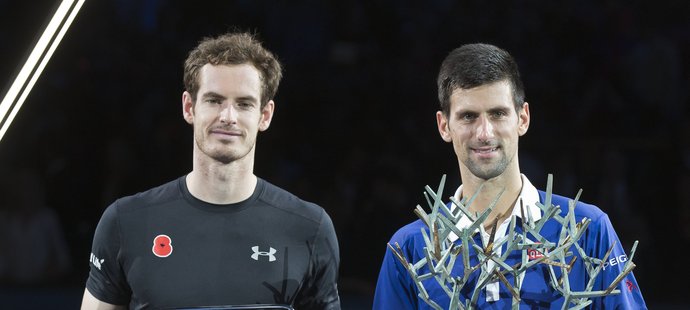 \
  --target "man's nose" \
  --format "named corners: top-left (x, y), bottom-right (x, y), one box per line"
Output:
top-left (219, 105), bottom-right (237, 124)
top-left (476, 115), bottom-right (495, 141)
